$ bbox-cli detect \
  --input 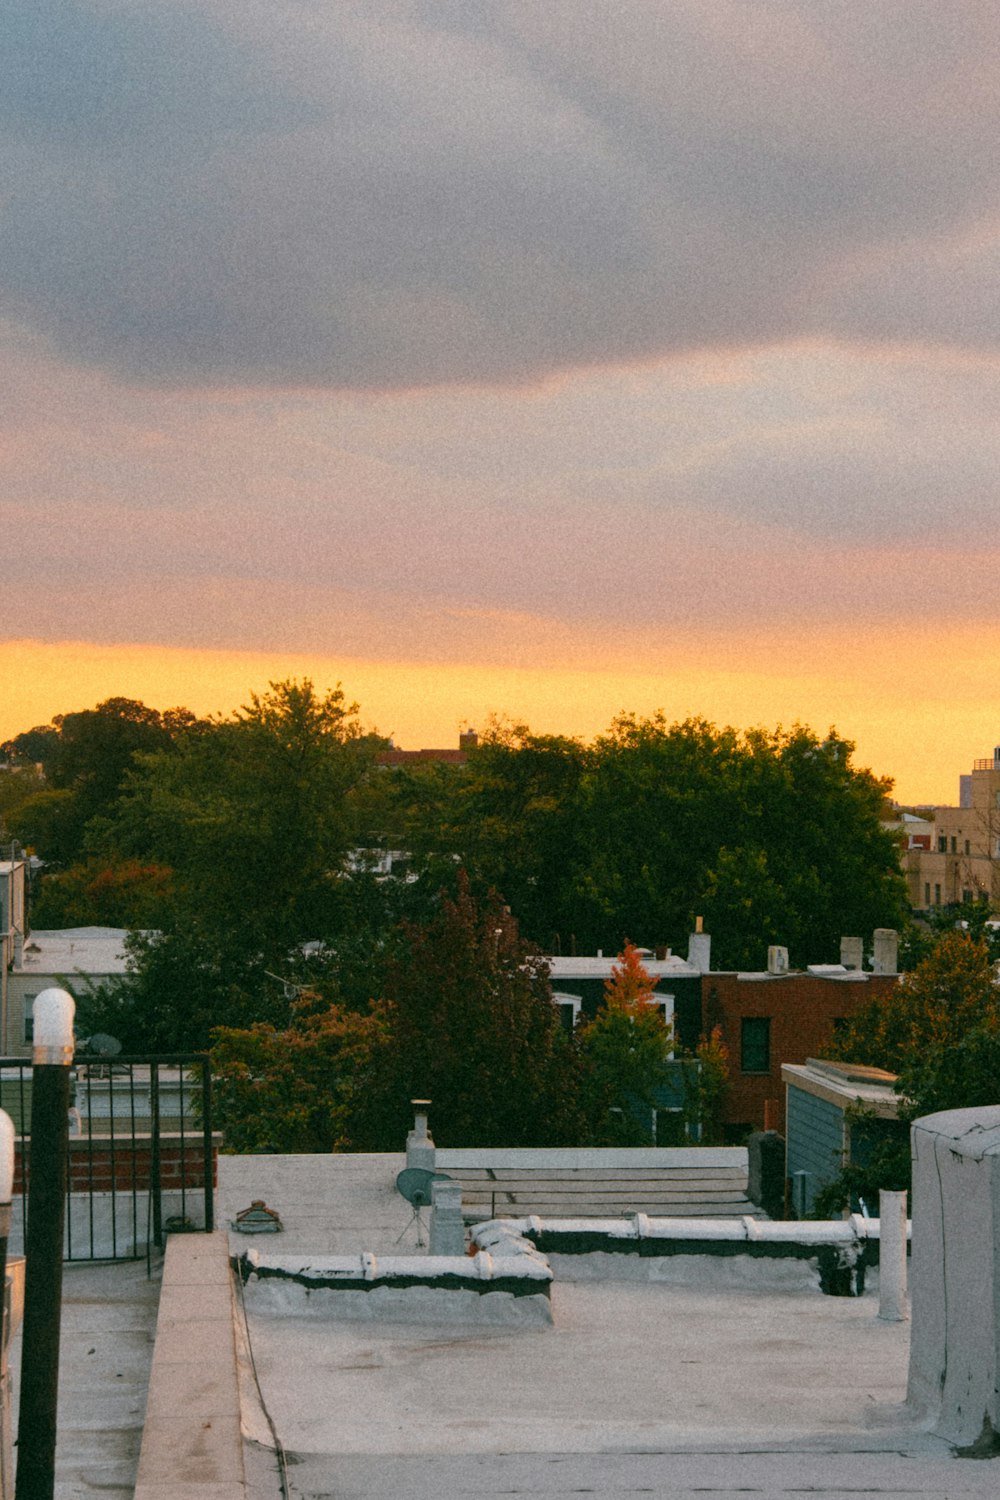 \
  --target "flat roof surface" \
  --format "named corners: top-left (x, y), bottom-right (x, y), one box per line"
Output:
top-left (15, 926), bottom-right (130, 975)
top-left (219, 1155), bottom-right (998, 1499)
top-left (239, 1274), bottom-right (994, 1499)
